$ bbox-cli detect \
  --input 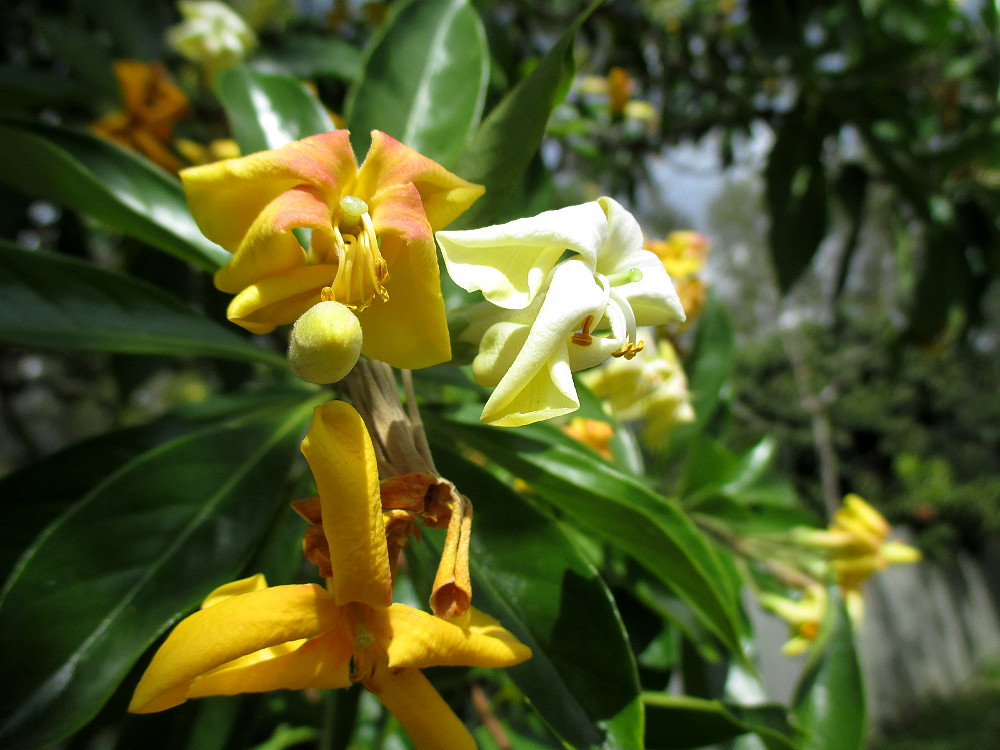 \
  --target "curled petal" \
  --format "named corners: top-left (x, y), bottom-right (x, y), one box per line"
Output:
top-left (182, 130), bottom-right (357, 254)
top-left (383, 605), bottom-right (532, 670)
top-left (201, 573), bottom-right (268, 608)
top-left (358, 183), bottom-right (450, 368)
top-left (300, 402), bottom-right (393, 609)
top-left (478, 260), bottom-right (606, 426)
top-left (430, 492), bottom-right (472, 619)
top-left (213, 185), bottom-right (332, 294)
top-left (438, 202), bottom-right (606, 309)
top-left (367, 665), bottom-right (476, 750)
top-left (226, 264), bottom-right (336, 334)
top-left (355, 130), bottom-right (484, 231)
top-left (129, 584), bottom-right (343, 713)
